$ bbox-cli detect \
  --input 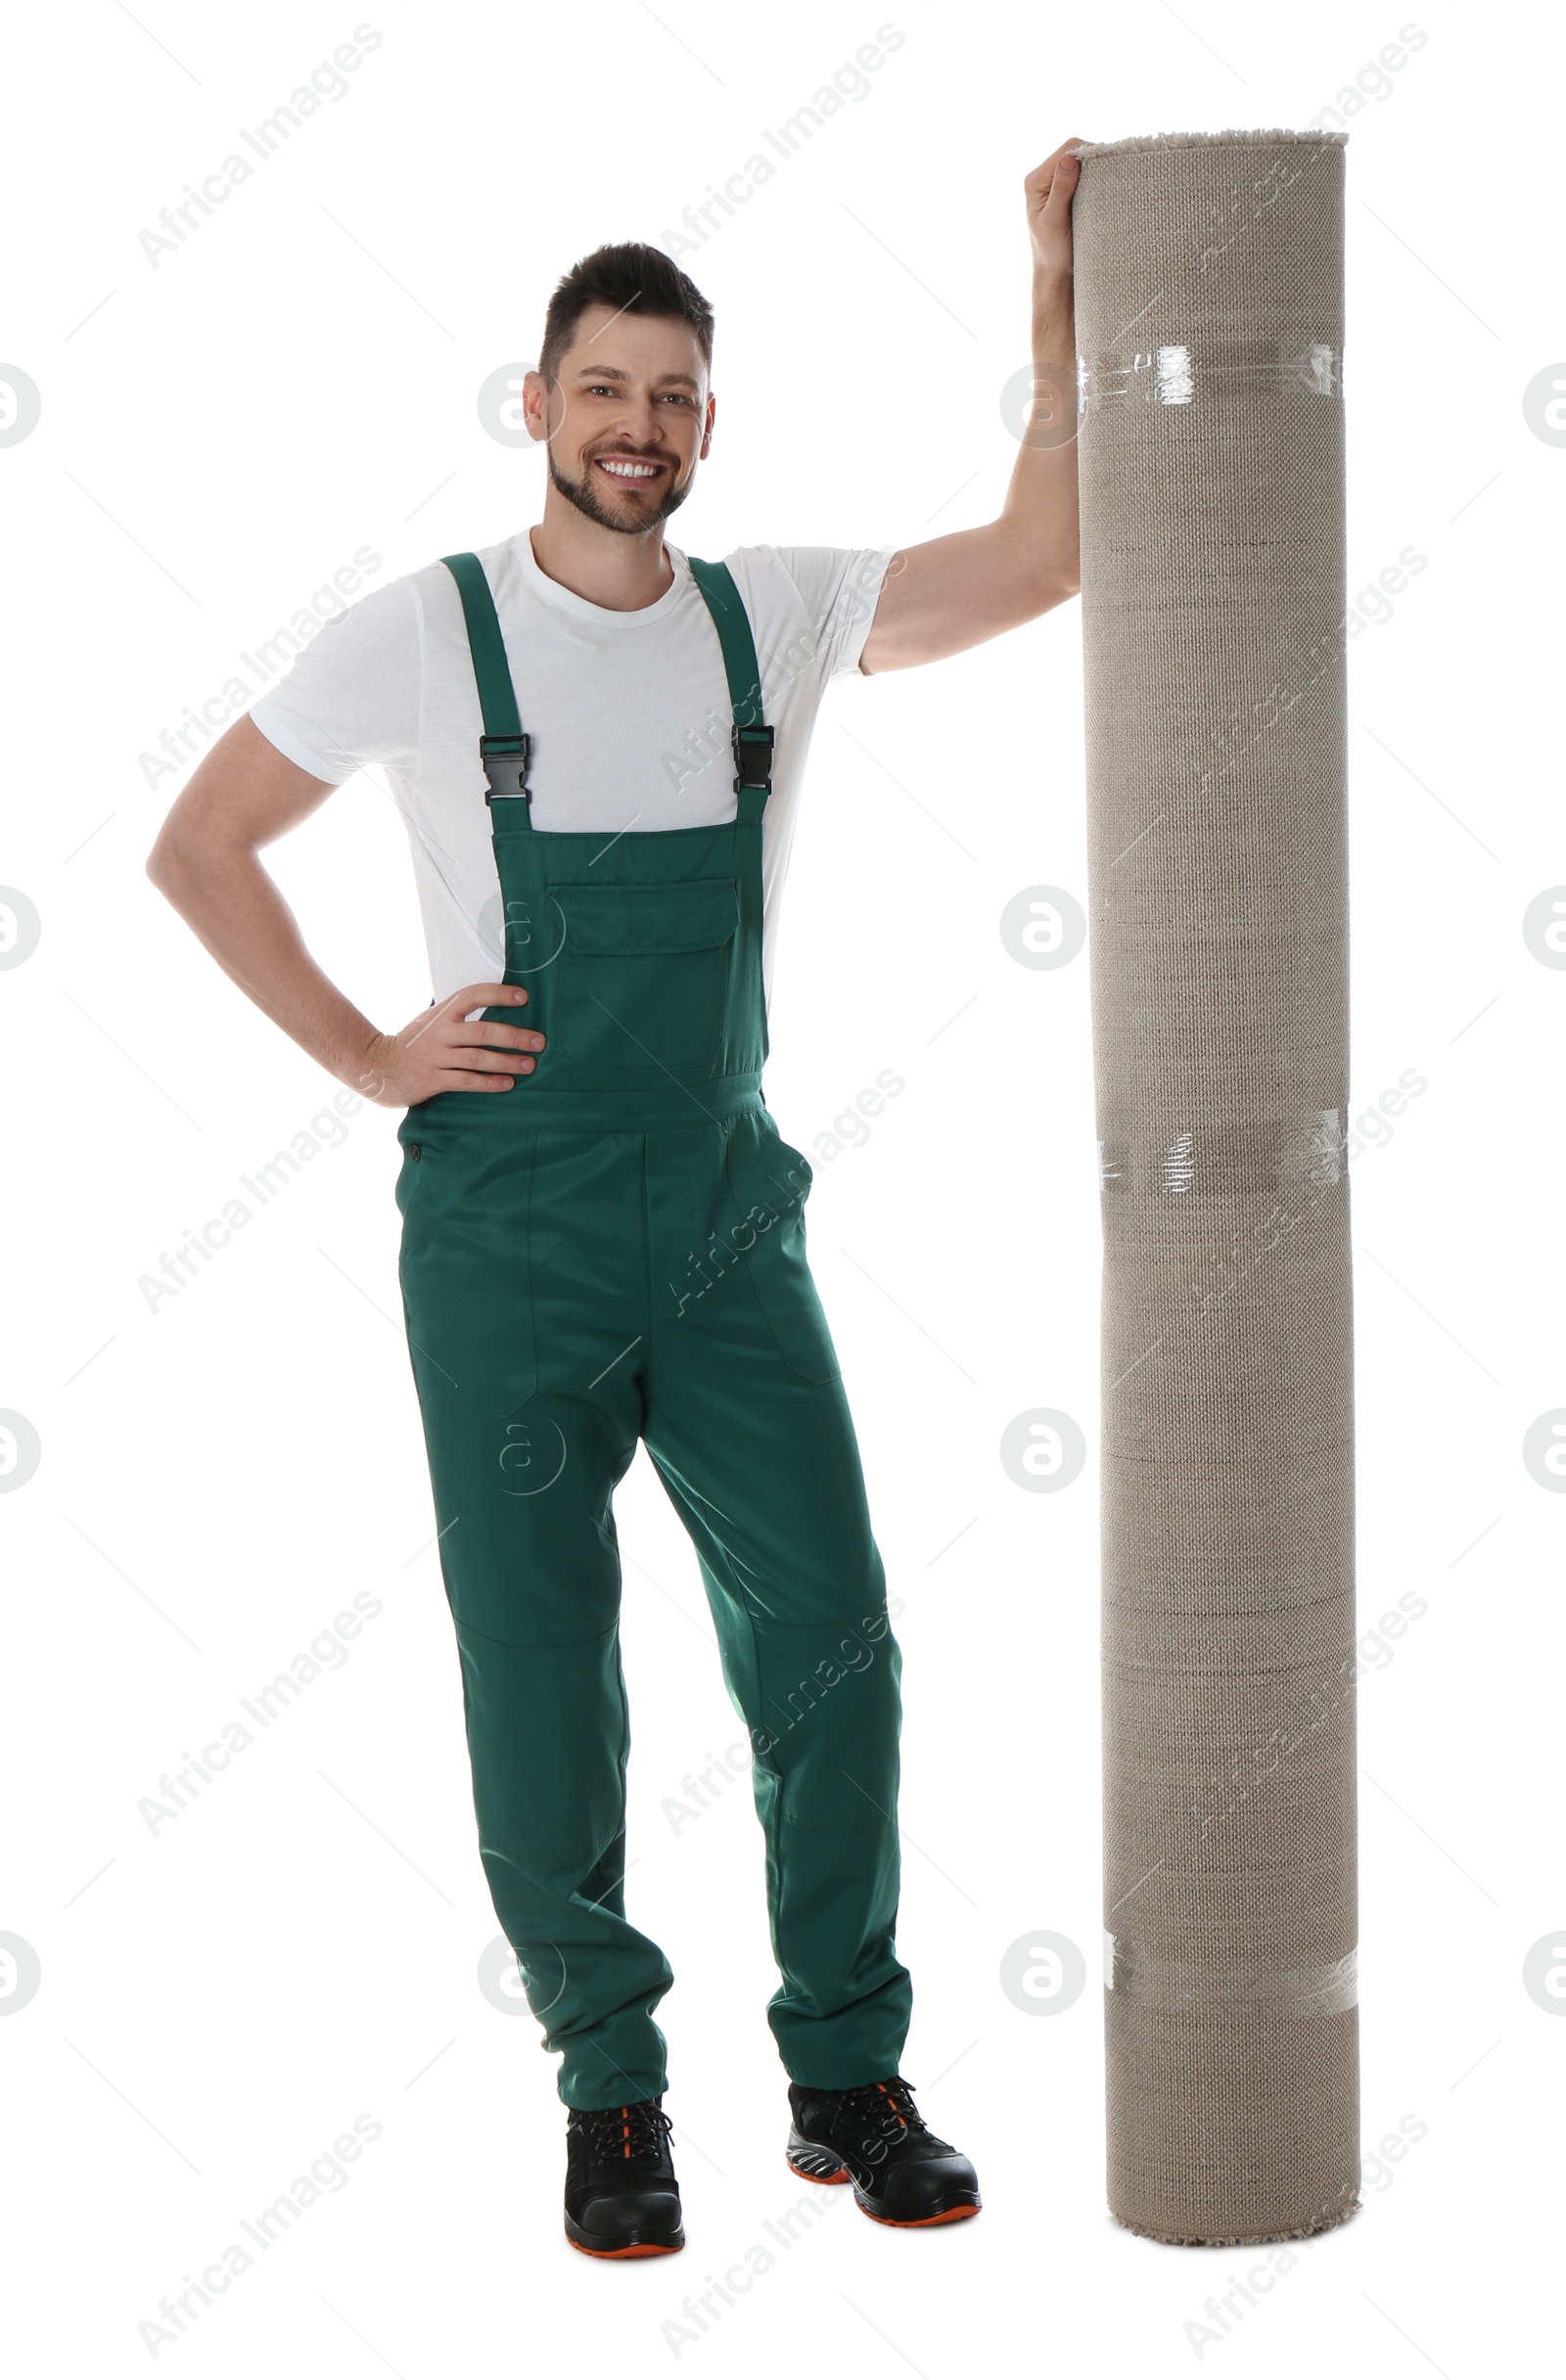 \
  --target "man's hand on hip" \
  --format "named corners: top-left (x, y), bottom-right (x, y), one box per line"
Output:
top-left (357, 984), bottom-right (544, 1107)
